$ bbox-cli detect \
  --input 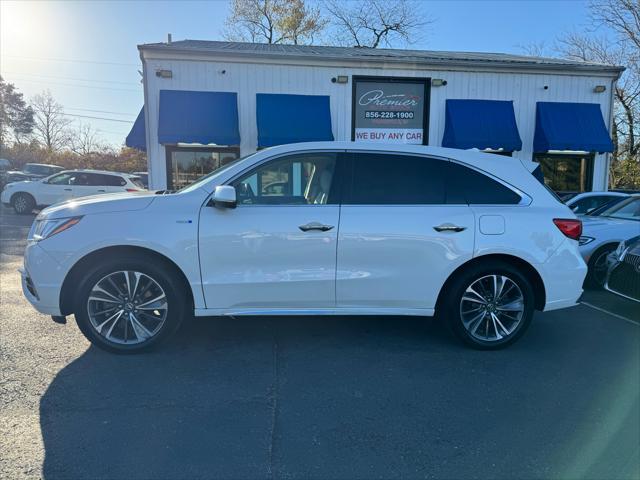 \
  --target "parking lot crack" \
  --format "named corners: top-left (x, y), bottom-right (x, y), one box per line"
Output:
top-left (266, 321), bottom-right (280, 480)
